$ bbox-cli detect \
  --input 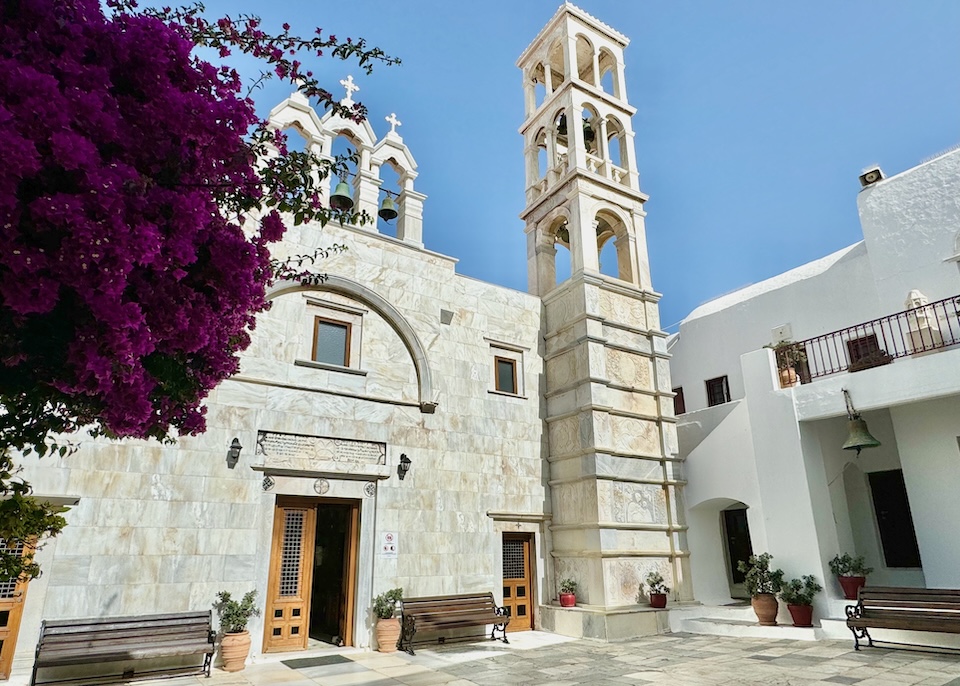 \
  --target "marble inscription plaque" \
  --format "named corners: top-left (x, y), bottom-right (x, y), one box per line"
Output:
top-left (256, 431), bottom-right (386, 469)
